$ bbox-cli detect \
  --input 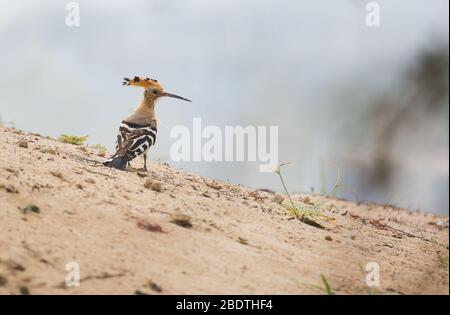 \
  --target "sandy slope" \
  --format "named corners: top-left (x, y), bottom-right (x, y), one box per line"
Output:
top-left (0, 126), bottom-right (448, 295)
